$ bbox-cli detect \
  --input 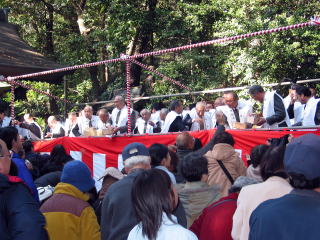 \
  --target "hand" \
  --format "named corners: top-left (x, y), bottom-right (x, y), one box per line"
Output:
top-left (25, 160), bottom-right (33, 170)
top-left (113, 127), bottom-right (120, 134)
top-left (256, 118), bottom-right (266, 126)
top-left (148, 121), bottom-right (155, 127)
top-left (12, 120), bottom-right (20, 126)
top-left (45, 132), bottom-right (53, 138)
top-left (193, 118), bottom-right (204, 124)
